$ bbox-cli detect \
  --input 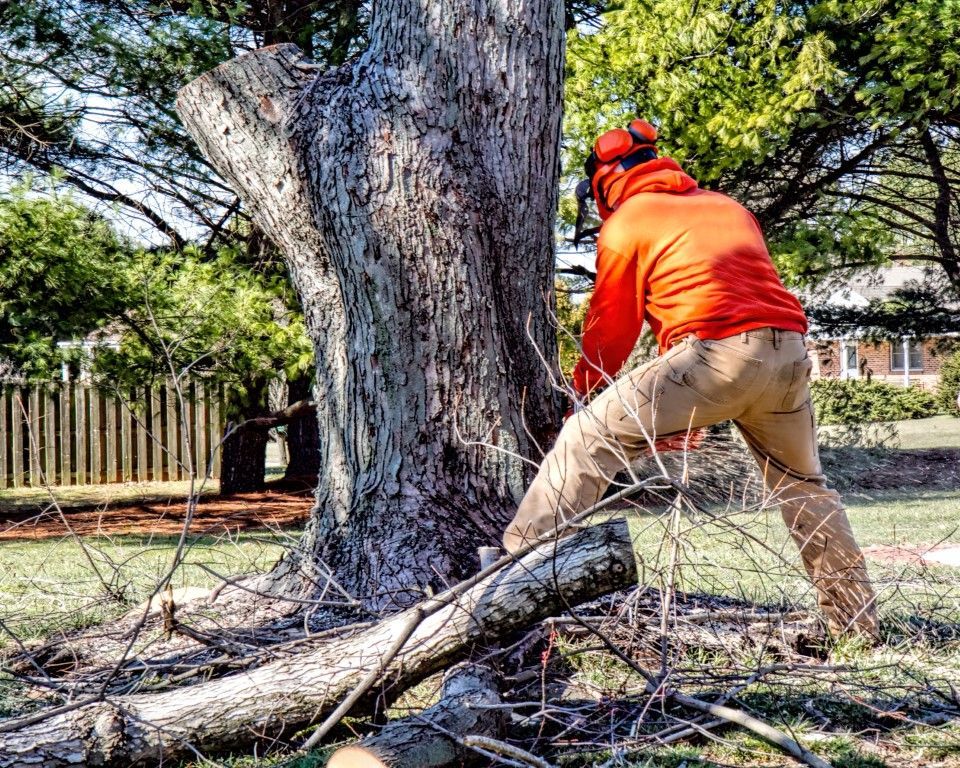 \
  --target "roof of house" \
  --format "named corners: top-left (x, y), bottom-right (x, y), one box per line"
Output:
top-left (803, 264), bottom-right (960, 340)
top-left (823, 265), bottom-right (932, 307)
